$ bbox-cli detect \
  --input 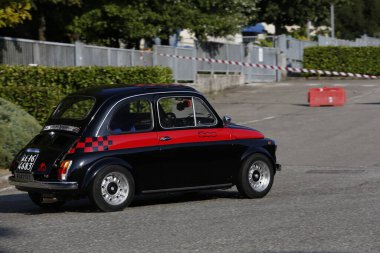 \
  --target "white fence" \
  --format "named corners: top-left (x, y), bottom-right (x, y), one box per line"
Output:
top-left (277, 34), bottom-right (380, 69)
top-left (0, 36), bottom-right (279, 83)
top-left (1, 34), bottom-right (379, 82)
top-left (318, 35), bottom-right (380, 47)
